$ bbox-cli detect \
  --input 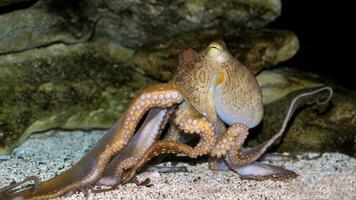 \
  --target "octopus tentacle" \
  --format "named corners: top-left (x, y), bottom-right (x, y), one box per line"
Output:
top-left (163, 124), bottom-right (182, 142)
top-left (258, 152), bottom-right (297, 162)
top-left (225, 160), bottom-right (298, 181)
top-left (208, 155), bottom-right (297, 181)
top-left (226, 86), bottom-right (333, 166)
top-left (173, 105), bottom-right (217, 158)
top-left (141, 123), bottom-right (184, 166)
top-left (0, 176), bottom-right (39, 197)
top-left (0, 118), bottom-right (125, 200)
top-left (214, 126), bottom-right (297, 180)
top-left (210, 124), bottom-right (248, 158)
top-left (140, 121), bottom-right (195, 169)
top-left (120, 140), bottom-right (203, 184)
top-left (0, 83), bottom-right (185, 200)
top-left (207, 119), bottom-right (228, 171)
top-left (121, 106), bottom-right (217, 184)
top-left (208, 157), bottom-right (230, 171)
top-left (144, 165), bottom-right (189, 174)
top-left (96, 107), bottom-right (175, 186)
